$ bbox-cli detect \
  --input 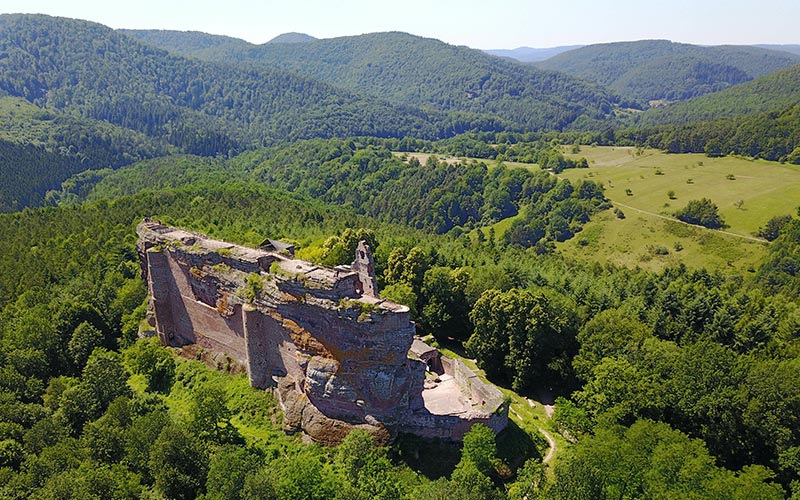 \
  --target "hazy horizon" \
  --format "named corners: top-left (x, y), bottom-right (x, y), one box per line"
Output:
top-left (1, 0), bottom-right (799, 50)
